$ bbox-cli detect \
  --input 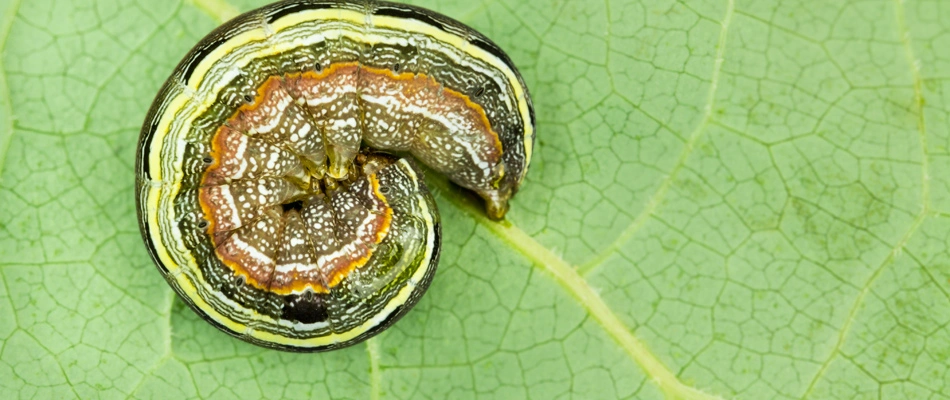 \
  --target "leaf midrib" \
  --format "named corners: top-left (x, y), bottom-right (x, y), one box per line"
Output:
top-left (184, 0), bottom-right (729, 398)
